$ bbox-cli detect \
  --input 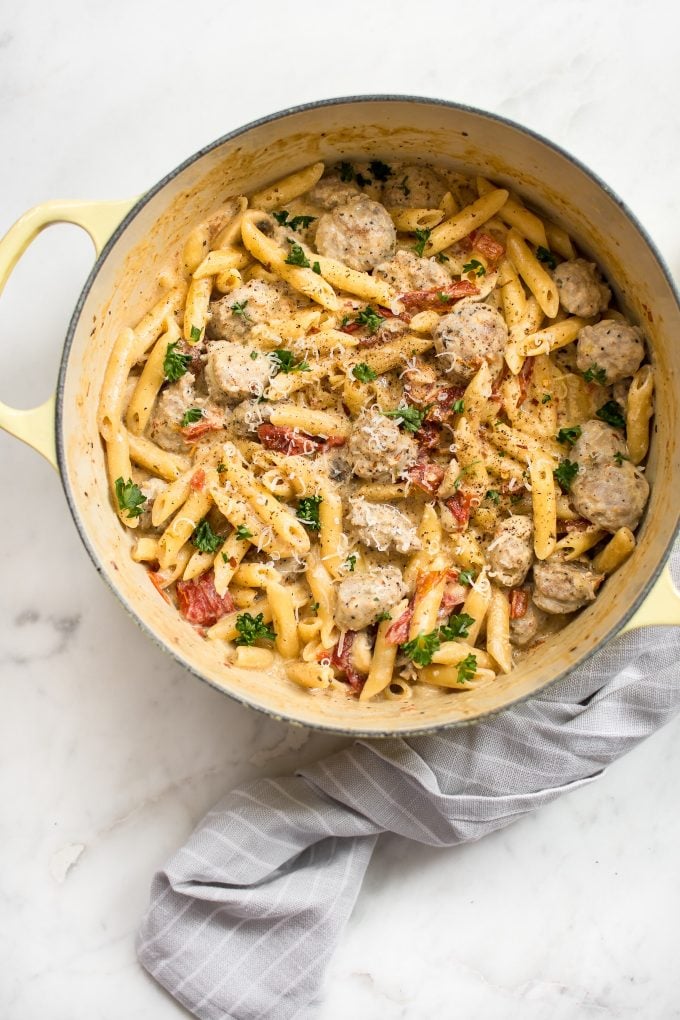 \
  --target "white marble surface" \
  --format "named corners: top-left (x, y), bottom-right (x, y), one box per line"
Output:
top-left (1, 2), bottom-right (680, 1017)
